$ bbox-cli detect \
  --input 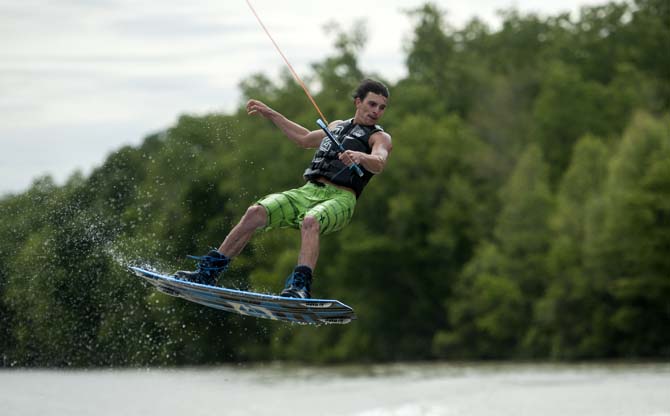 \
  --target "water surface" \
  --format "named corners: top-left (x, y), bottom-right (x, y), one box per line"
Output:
top-left (1, 363), bottom-right (669, 416)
